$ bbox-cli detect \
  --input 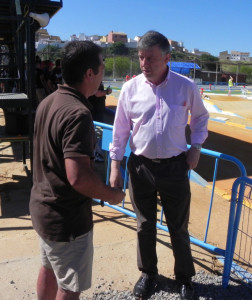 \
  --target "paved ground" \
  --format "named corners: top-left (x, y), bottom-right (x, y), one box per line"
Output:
top-left (0, 92), bottom-right (251, 299)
